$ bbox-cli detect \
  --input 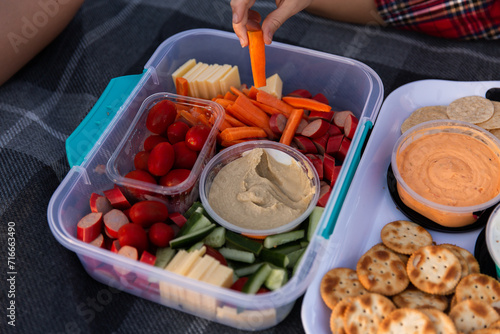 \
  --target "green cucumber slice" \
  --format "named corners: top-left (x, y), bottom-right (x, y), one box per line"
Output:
top-left (218, 247), bottom-right (255, 264)
top-left (169, 224), bottom-right (216, 249)
top-left (225, 230), bottom-right (263, 255)
top-left (260, 248), bottom-right (289, 268)
top-left (242, 263), bottom-right (272, 294)
top-left (203, 226), bottom-right (226, 248)
top-left (154, 247), bottom-right (176, 269)
top-left (264, 267), bottom-right (288, 291)
top-left (234, 262), bottom-right (263, 277)
top-left (177, 212), bottom-right (212, 238)
top-left (263, 230), bottom-right (305, 249)
top-left (307, 206), bottom-right (324, 241)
